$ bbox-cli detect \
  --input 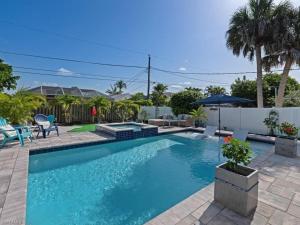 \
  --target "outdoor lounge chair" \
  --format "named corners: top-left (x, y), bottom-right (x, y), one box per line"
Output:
top-left (232, 129), bottom-right (249, 141)
top-left (34, 114), bottom-right (59, 138)
top-left (0, 118), bottom-right (33, 147)
top-left (194, 125), bottom-right (217, 139)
